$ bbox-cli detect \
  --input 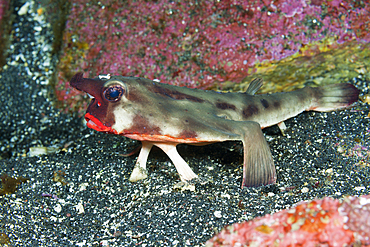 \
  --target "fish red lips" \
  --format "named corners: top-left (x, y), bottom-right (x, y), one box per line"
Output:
top-left (85, 113), bottom-right (114, 133)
